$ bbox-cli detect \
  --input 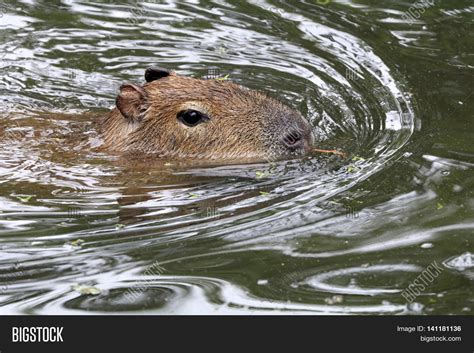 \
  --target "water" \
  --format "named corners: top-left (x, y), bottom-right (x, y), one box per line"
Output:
top-left (0, 0), bottom-right (472, 314)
